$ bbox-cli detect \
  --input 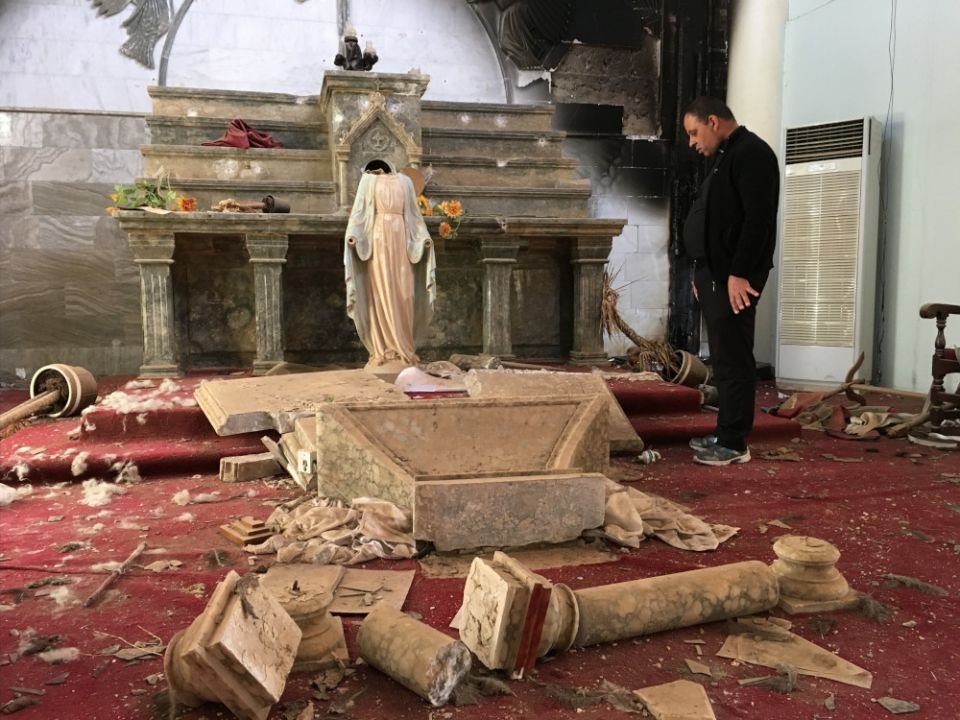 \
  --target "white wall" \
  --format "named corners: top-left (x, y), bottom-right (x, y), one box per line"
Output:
top-left (0, 0), bottom-right (505, 112)
top-left (783, 0), bottom-right (960, 391)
